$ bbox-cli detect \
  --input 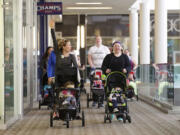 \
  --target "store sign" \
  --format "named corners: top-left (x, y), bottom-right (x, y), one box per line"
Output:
top-left (37, 2), bottom-right (62, 15)
top-left (150, 18), bottom-right (180, 33)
